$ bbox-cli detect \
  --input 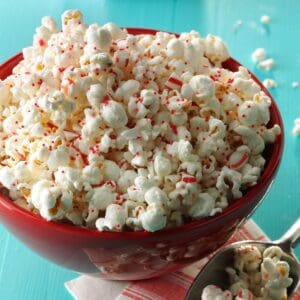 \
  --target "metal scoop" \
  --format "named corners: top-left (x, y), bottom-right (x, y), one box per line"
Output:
top-left (185, 218), bottom-right (300, 299)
